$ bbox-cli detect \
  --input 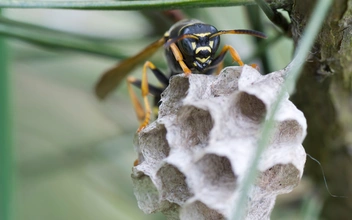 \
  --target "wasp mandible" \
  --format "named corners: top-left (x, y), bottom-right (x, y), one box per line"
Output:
top-left (95, 19), bottom-right (266, 131)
